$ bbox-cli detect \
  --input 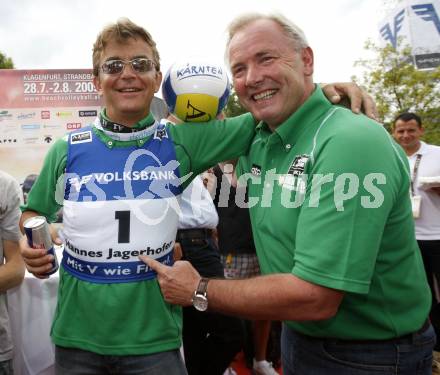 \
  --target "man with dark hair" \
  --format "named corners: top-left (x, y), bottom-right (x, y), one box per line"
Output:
top-left (393, 112), bottom-right (424, 156)
top-left (393, 112), bottom-right (440, 360)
